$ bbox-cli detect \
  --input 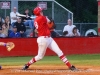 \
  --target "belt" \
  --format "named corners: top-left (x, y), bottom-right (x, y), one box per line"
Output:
top-left (39, 36), bottom-right (50, 38)
top-left (44, 36), bottom-right (50, 38)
